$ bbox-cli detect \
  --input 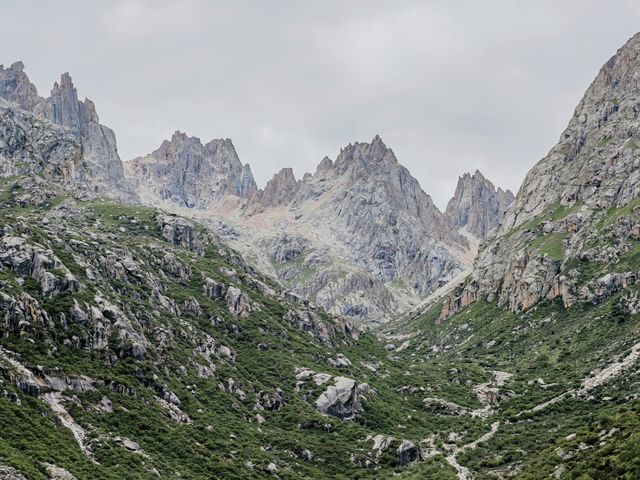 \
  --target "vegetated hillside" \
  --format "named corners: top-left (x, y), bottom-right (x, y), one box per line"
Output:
top-left (1, 169), bottom-right (639, 480)
top-left (0, 174), bottom-right (465, 479)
